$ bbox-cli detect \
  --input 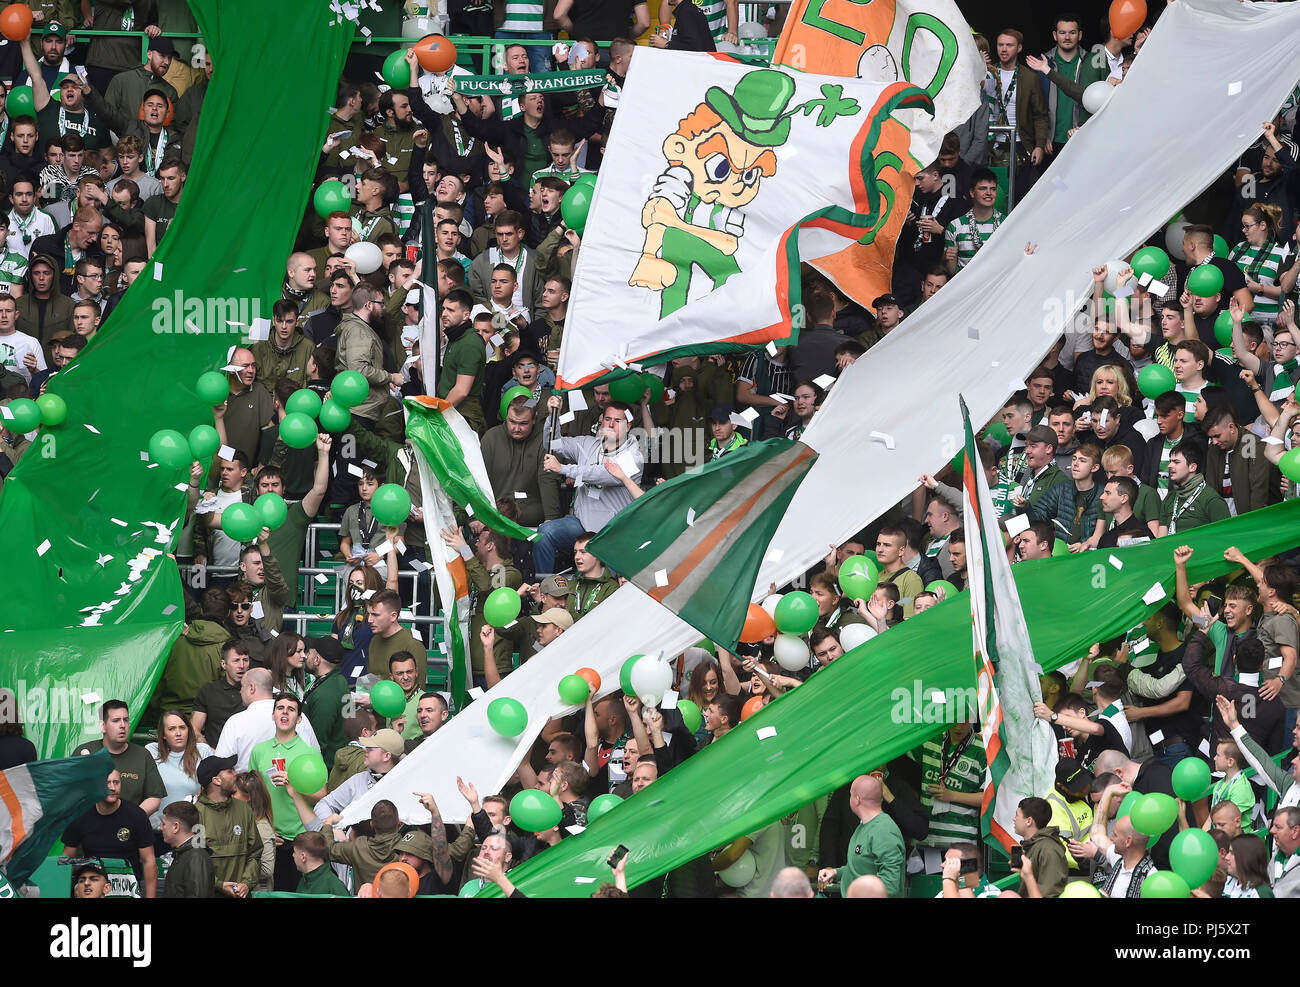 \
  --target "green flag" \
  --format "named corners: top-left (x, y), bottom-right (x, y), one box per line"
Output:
top-left (586, 439), bottom-right (818, 651)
